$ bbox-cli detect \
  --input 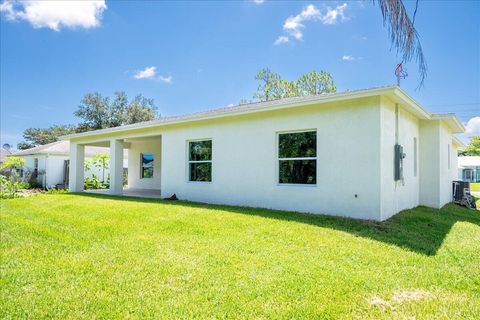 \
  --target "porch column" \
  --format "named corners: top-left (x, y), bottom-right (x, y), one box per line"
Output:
top-left (69, 142), bottom-right (85, 192)
top-left (109, 139), bottom-right (124, 195)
